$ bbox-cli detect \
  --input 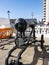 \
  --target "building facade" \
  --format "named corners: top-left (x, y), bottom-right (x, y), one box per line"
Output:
top-left (43, 0), bottom-right (49, 23)
top-left (0, 18), bottom-right (11, 28)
